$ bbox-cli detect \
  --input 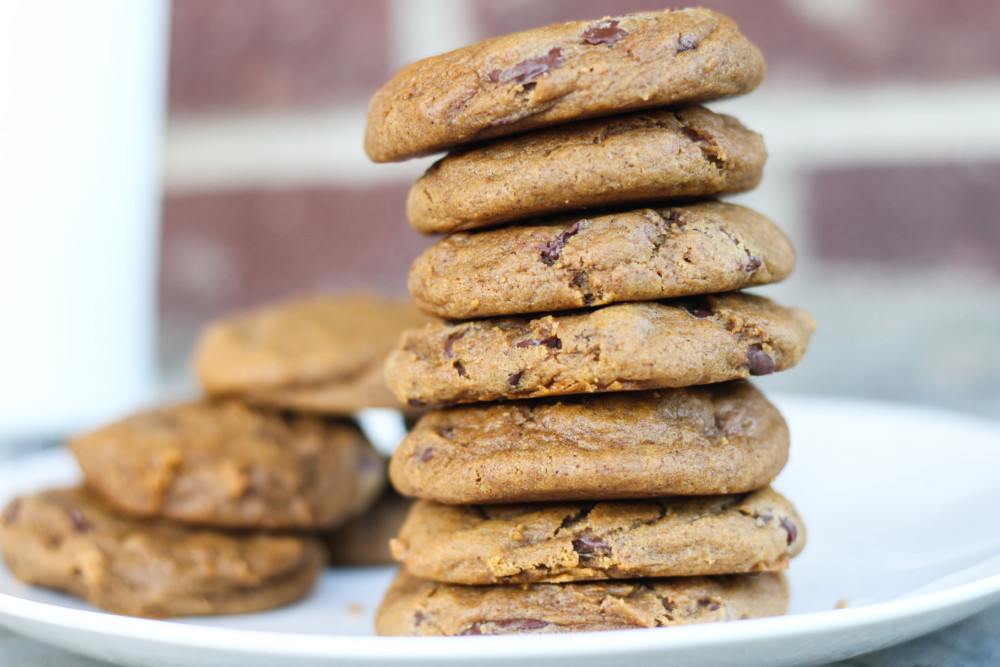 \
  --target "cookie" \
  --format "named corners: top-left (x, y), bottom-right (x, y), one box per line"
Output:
top-left (407, 106), bottom-right (766, 233)
top-left (194, 294), bottom-right (435, 413)
top-left (0, 488), bottom-right (325, 618)
top-left (70, 400), bottom-right (384, 530)
top-left (392, 382), bottom-right (787, 504)
top-left (391, 487), bottom-right (803, 585)
top-left (324, 488), bottom-right (412, 566)
top-left (376, 569), bottom-right (787, 635)
top-left (365, 8), bottom-right (764, 162)
top-left (409, 202), bottom-right (794, 319)
top-left (386, 293), bottom-right (815, 406)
